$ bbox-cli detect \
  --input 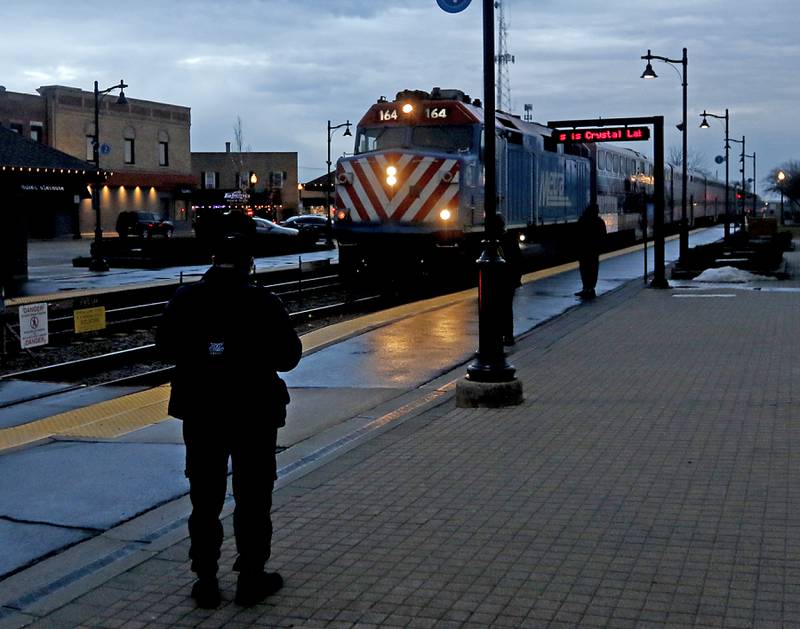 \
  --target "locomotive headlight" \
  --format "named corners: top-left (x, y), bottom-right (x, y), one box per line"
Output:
top-left (439, 208), bottom-right (452, 221)
top-left (386, 165), bottom-right (398, 186)
top-left (519, 233), bottom-right (526, 242)
top-left (402, 103), bottom-right (414, 114)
